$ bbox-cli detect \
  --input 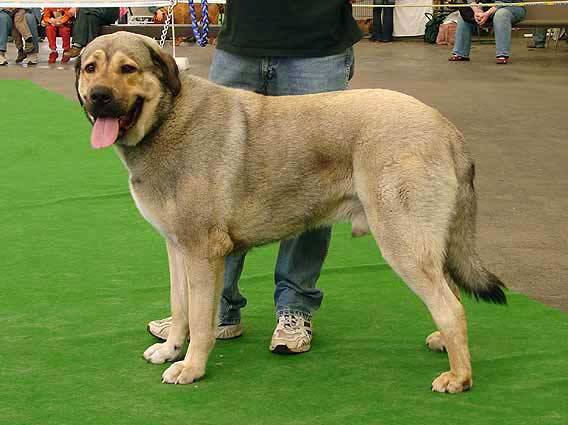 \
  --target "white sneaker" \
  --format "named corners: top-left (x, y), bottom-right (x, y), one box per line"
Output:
top-left (0, 52), bottom-right (7, 66)
top-left (27, 53), bottom-right (38, 65)
top-left (269, 314), bottom-right (312, 354)
top-left (147, 316), bottom-right (243, 341)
